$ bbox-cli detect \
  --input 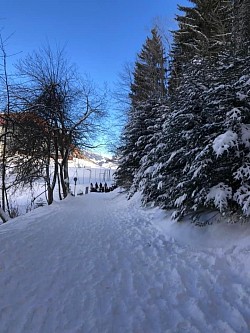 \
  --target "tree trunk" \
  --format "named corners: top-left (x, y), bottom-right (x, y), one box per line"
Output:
top-left (47, 185), bottom-right (53, 205)
top-left (59, 146), bottom-right (70, 198)
top-left (57, 172), bottom-right (62, 200)
top-left (45, 162), bottom-right (53, 205)
top-left (0, 37), bottom-right (11, 214)
top-left (0, 206), bottom-right (9, 223)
